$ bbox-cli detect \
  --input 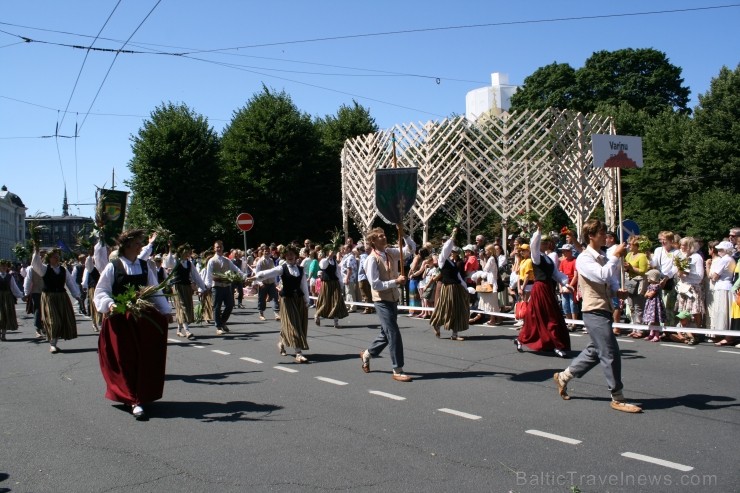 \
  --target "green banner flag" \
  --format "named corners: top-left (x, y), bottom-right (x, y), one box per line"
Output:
top-left (97, 189), bottom-right (128, 246)
top-left (375, 168), bottom-right (418, 224)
